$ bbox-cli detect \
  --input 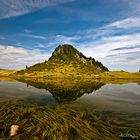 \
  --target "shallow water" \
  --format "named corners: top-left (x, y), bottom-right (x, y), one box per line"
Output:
top-left (77, 83), bottom-right (140, 112)
top-left (0, 78), bottom-right (140, 139)
top-left (0, 80), bottom-right (140, 112)
top-left (0, 80), bottom-right (56, 105)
